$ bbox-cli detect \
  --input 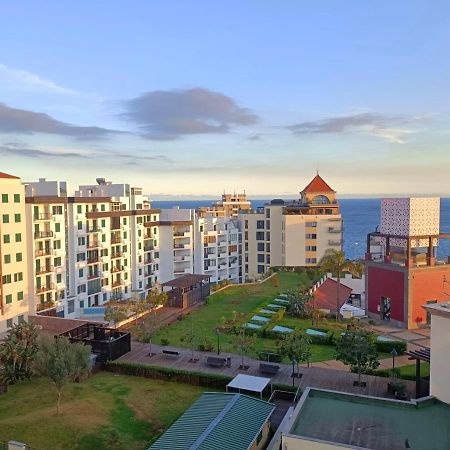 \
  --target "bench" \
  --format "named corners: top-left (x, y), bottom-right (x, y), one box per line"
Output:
top-left (206, 356), bottom-right (226, 367)
top-left (162, 349), bottom-right (180, 357)
top-left (259, 363), bottom-right (280, 375)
